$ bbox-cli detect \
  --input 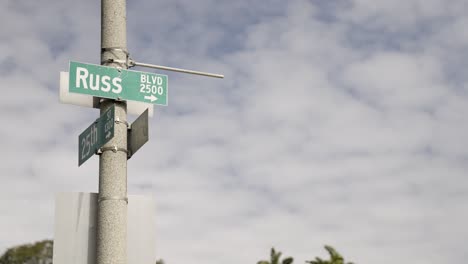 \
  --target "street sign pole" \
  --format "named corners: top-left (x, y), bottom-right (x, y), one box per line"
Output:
top-left (97, 1), bottom-right (128, 264)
